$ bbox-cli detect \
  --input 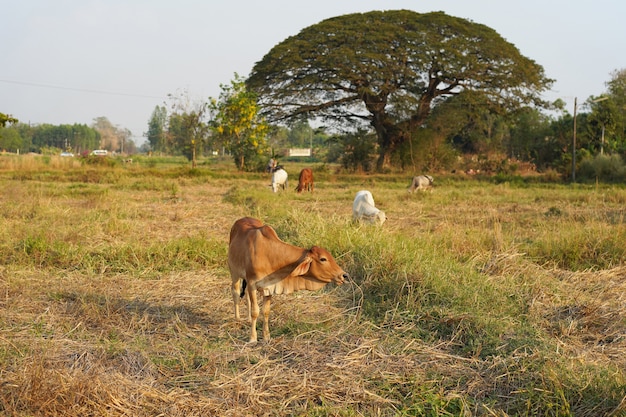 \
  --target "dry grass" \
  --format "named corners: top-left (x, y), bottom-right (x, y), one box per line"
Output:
top-left (1, 269), bottom-right (428, 416)
top-left (1, 161), bottom-right (626, 416)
